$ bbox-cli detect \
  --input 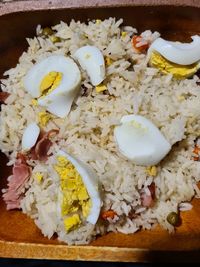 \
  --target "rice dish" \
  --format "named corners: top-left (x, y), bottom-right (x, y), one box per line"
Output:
top-left (0, 18), bottom-right (200, 245)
